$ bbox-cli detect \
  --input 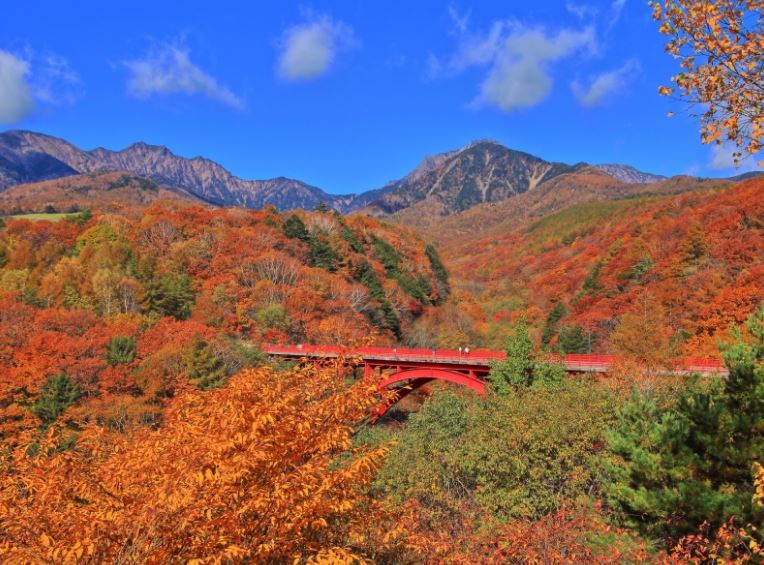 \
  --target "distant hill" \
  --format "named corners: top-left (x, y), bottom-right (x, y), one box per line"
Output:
top-left (427, 176), bottom-right (764, 356)
top-left (0, 172), bottom-right (207, 215)
top-left (359, 141), bottom-right (571, 216)
top-left (356, 141), bottom-right (681, 220)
